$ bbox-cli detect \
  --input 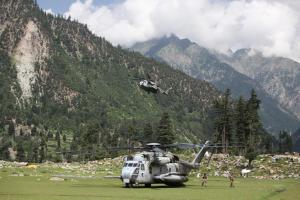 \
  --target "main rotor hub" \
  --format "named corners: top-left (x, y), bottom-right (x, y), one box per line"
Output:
top-left (146, 143), bottom-right (161, 148)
